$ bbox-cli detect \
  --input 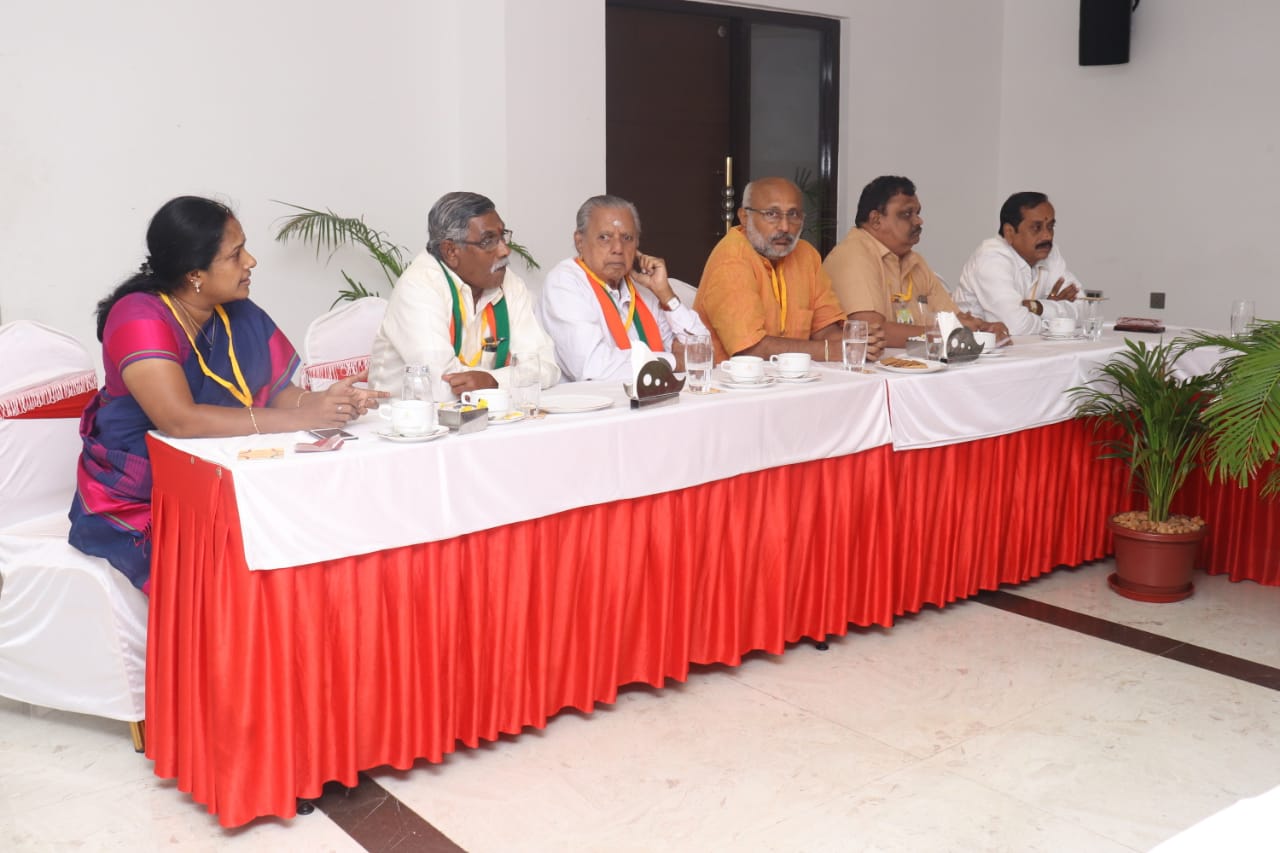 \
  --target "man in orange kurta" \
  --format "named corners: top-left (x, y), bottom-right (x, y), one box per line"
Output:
top-left (694, 177), bottom-right (881, 363)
